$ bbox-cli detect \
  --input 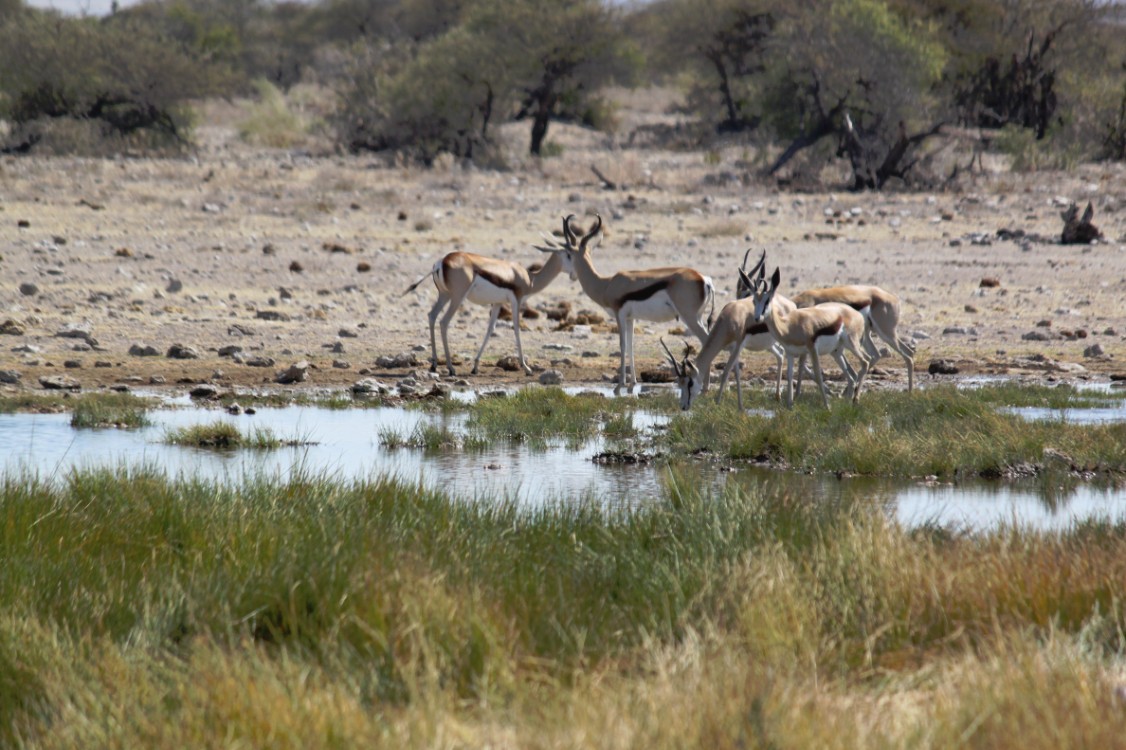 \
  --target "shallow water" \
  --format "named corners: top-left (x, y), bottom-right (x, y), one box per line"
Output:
top-left (1, 403), bottom-right (1123, 531)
